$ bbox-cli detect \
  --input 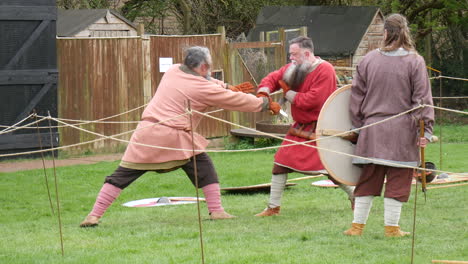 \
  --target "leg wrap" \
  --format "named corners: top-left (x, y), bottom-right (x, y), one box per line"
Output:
top-left (89, 183), bottom-right (122, 217)
top-left (384, 197), bottom-right (403, 226)
top-left (268, 173), bottom-right (288, 208)
top-left (202, 183), bottom-right (223, 213)
top-left (352, 196), bottom-right (374, 224)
